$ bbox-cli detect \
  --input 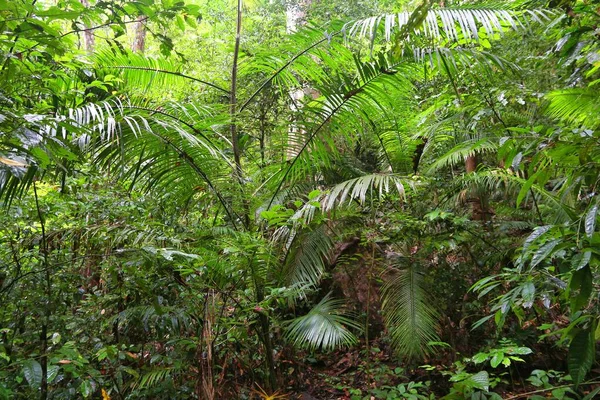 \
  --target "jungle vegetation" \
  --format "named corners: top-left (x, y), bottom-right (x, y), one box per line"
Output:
top-left (1, 0), bottom-right (600, 398)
